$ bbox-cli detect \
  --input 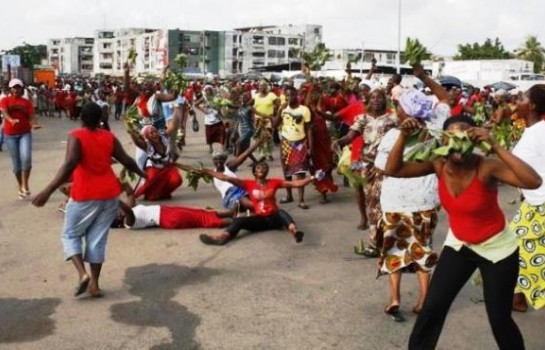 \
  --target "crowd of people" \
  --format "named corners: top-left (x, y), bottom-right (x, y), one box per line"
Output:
top-left (1, 58), bottom-right (544, 349)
